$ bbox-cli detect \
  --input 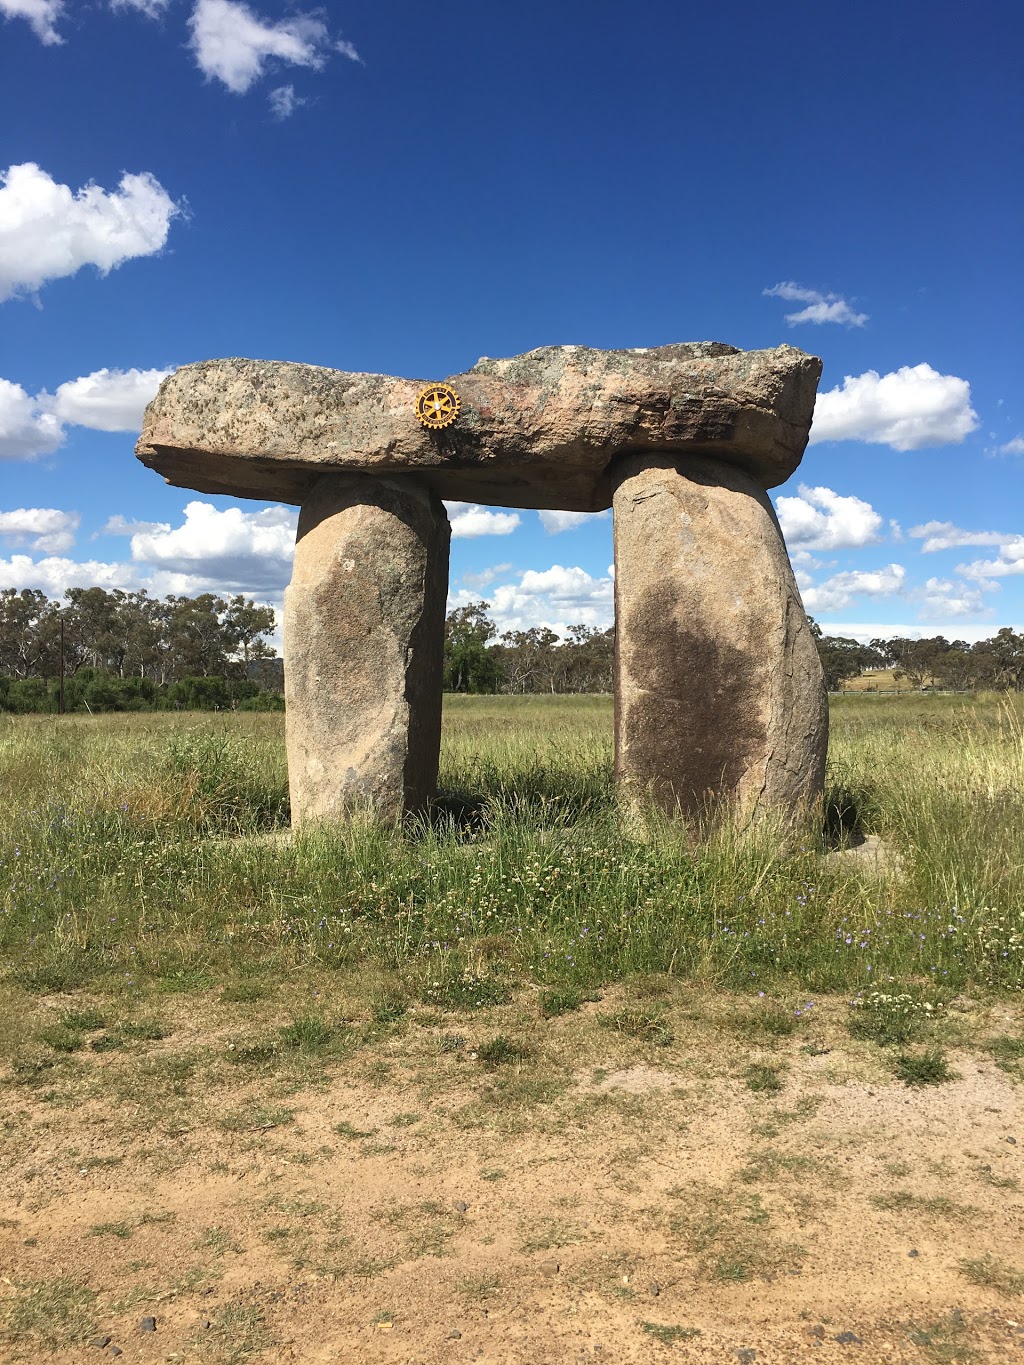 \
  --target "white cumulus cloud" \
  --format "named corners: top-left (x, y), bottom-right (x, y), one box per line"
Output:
top-left (0, 507), bottom-right (79, 553)
top-left (50, 366), bottom-right (171, 431)
top-left (917, 577), bottom-right (991, 621)
top-left (775, 484), bottom-right (883, 551)
top-left (0, 162), bottom-right (181, 303)
top-left (188, 0), bottom-right (332, 94)
top-left (909, 520), bottom-right (1010, 554)
top-left (801, 563), bottom-right (906, 614)
top-left (1, 365), bottom-right (171, 458)
top-left (0, 377), bottom-right (63, 458)
top-left (537, 509), bottom-right (611, 535)
top-left (0, 503), bottom-right (304, 624)
top-left (957, 540), bottom-right (1024, 582)
top-left (763, 281), bottom-right (867, 327)
top-left (99, 514), bottom-right (167, 537)
top-left (809, 364), bottom-right (979, 451)
top-left (451, 564), bottom-right (614, 635)
top-left (461, 564), bottom-right (513, 591)
top-left (0, 0), bottom-right (62, 44)
top-left (130, 501), bottom-right (297, 593)
top-left (444, 502), bottom-right (521, 539)
top-left (996, 436), bottom-right (1024, 456)
top-left (0, 553), bottom-right (141, 595)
